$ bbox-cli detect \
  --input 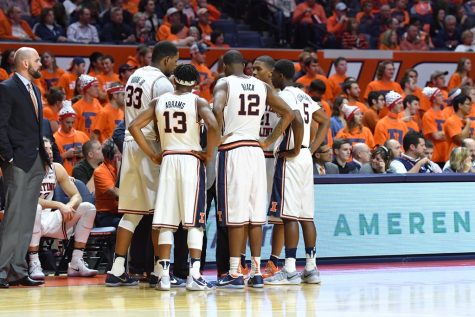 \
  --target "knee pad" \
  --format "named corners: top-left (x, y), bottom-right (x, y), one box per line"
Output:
top-left (118, 214), bottom-right (143, 233)
top-left (158, 228), bottom-right (174, 245)
top-left (187, 227), bottom-right (204, 250)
